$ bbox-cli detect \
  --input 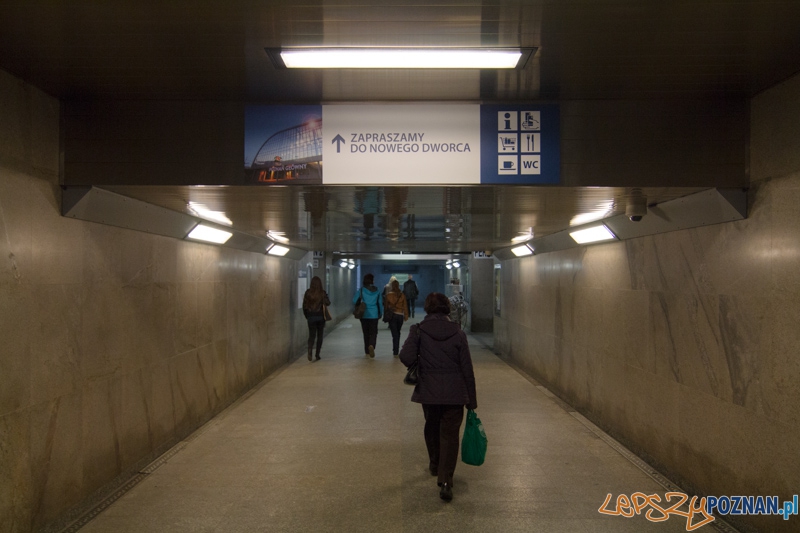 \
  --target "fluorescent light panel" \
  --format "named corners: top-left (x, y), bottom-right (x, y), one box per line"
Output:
top-left (279, 48), bottom-right (523, 69)
top-left (267, 244), bottom-right (290, 256)
top-left (511, 244), bottom-right (534, 257)
top-left (187, 225), bottom-right (232, 244)
top-left (569, 225), bottom-right (617, 244)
